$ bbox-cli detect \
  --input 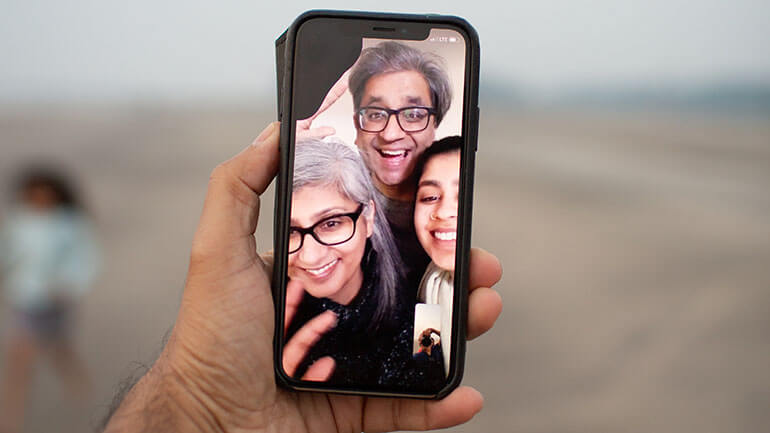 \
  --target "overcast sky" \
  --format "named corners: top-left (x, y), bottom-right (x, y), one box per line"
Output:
top-left (1, 0), bottom-right (768, 102)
